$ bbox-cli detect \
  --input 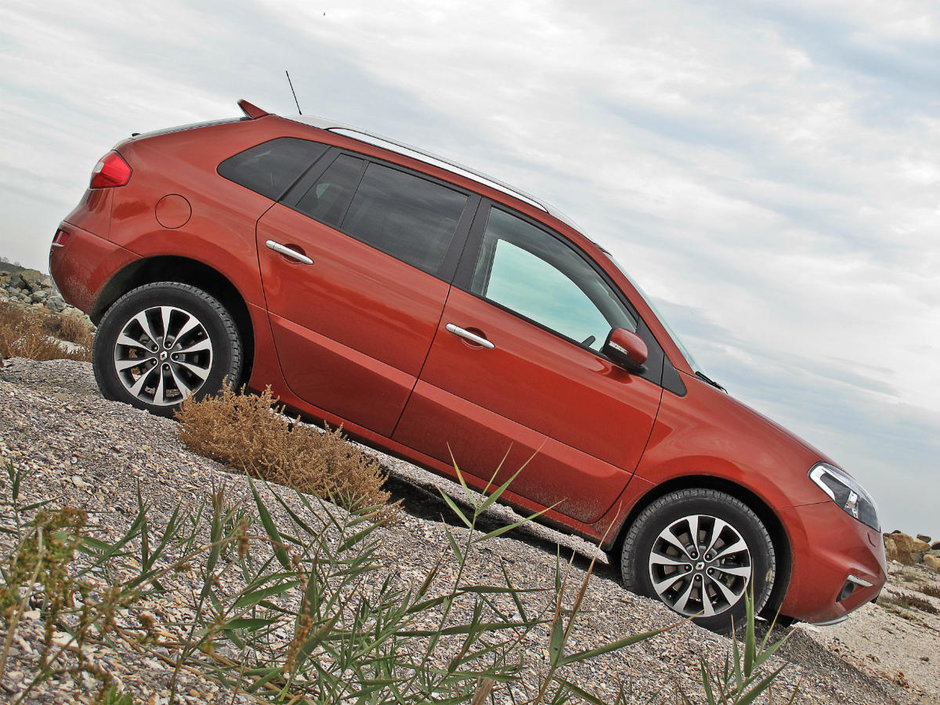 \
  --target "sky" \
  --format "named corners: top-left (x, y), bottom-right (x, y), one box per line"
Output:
top-left (1, 0), bottom-right (938, 536)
